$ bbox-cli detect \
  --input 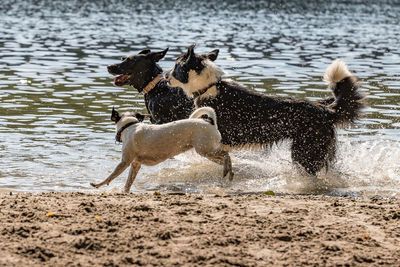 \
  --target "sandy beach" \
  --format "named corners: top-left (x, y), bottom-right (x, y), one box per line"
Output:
top-left (0, 192), bottom-right (399, 266)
